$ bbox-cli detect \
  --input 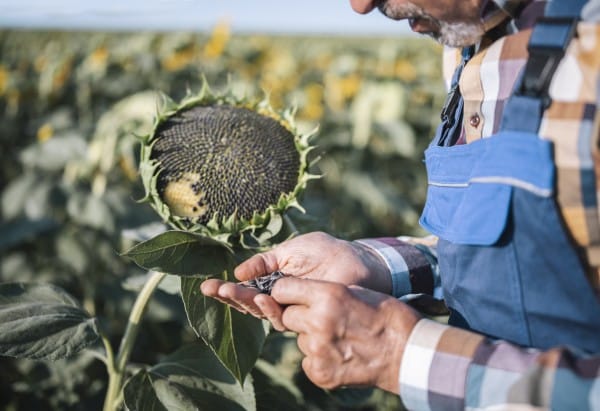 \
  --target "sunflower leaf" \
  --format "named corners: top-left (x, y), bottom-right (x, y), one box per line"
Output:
top-left (0, 283), bottom-right (100, 360)
top-left (181, 276), bottom-right (269, 384)
top-left (124, 342), bottom-right (256, 411)
top-left (122, 230), bottom-right (233, 276)
top-left (252, 359), bottom-right (305, 411)
top-left (123, 370), bottom-right (166, 411)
